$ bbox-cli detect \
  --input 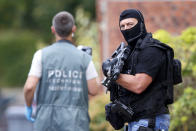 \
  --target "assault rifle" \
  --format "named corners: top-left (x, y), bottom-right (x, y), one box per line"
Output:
top-left (102, 42), bottom-right (131, 91)
top-left (102, 42), bottom-right (133, 130)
